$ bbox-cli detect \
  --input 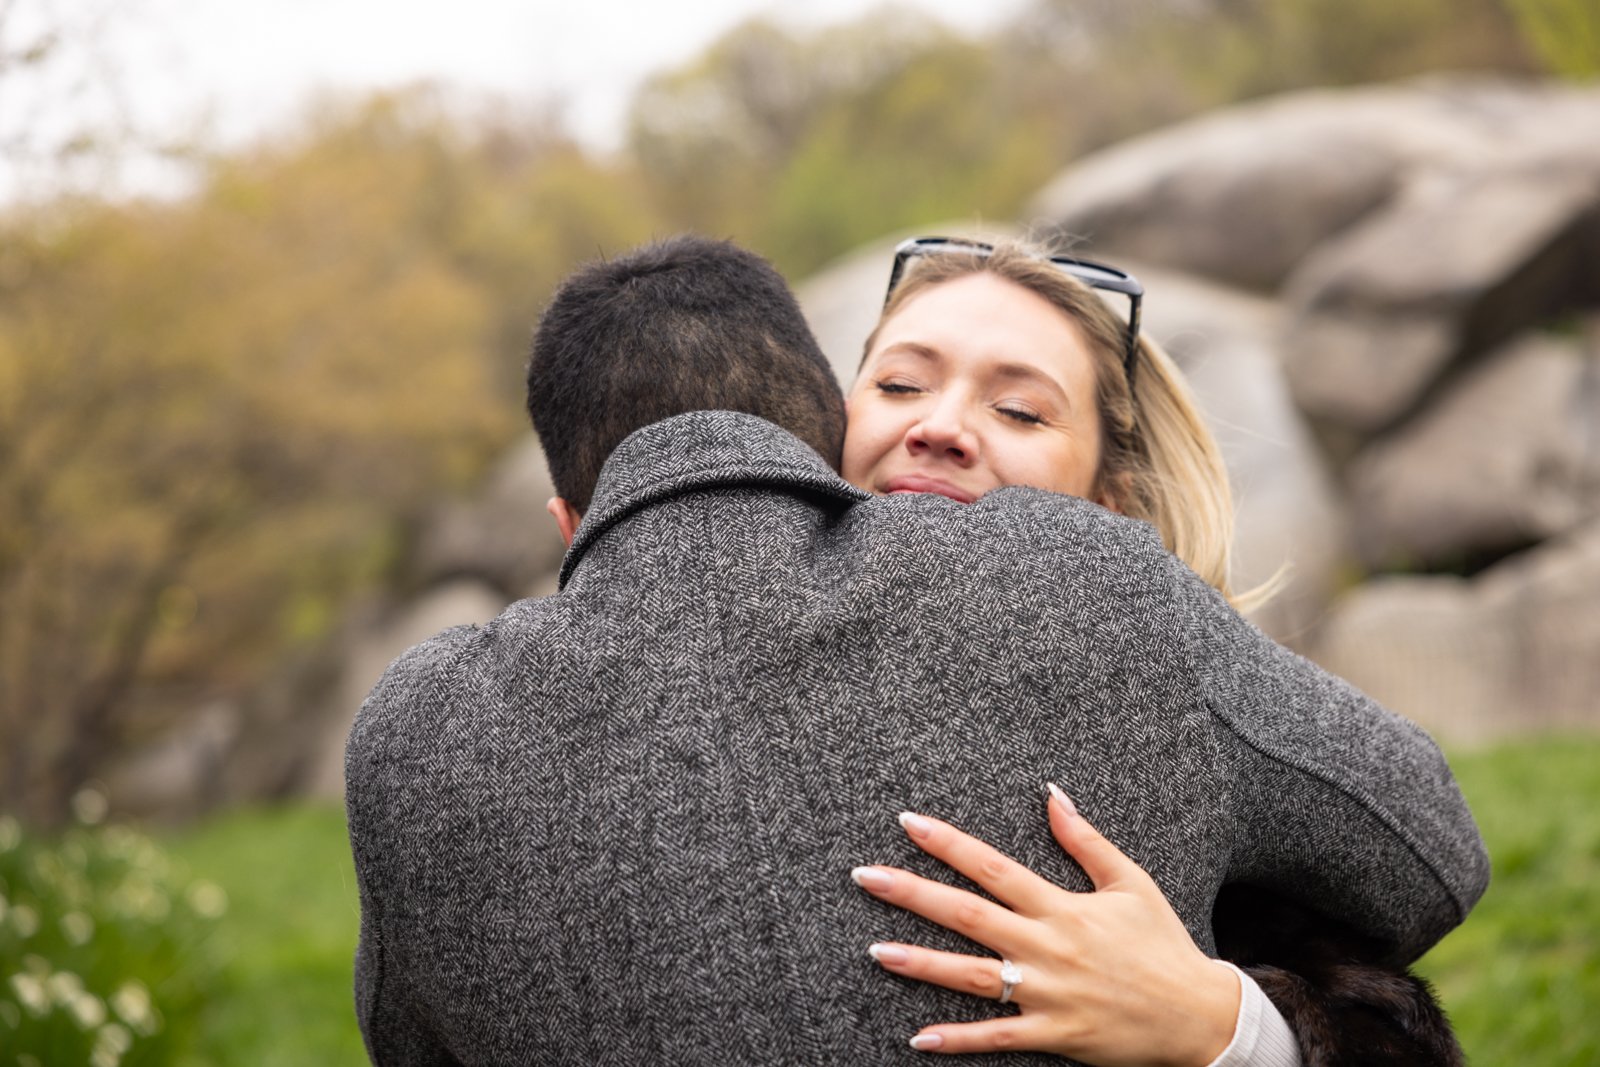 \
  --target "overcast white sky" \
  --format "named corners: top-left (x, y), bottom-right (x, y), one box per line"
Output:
top-left (117, 0), bottom-right (1023, 149)
top-left (2, 0), bottom-right (1027, 199)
